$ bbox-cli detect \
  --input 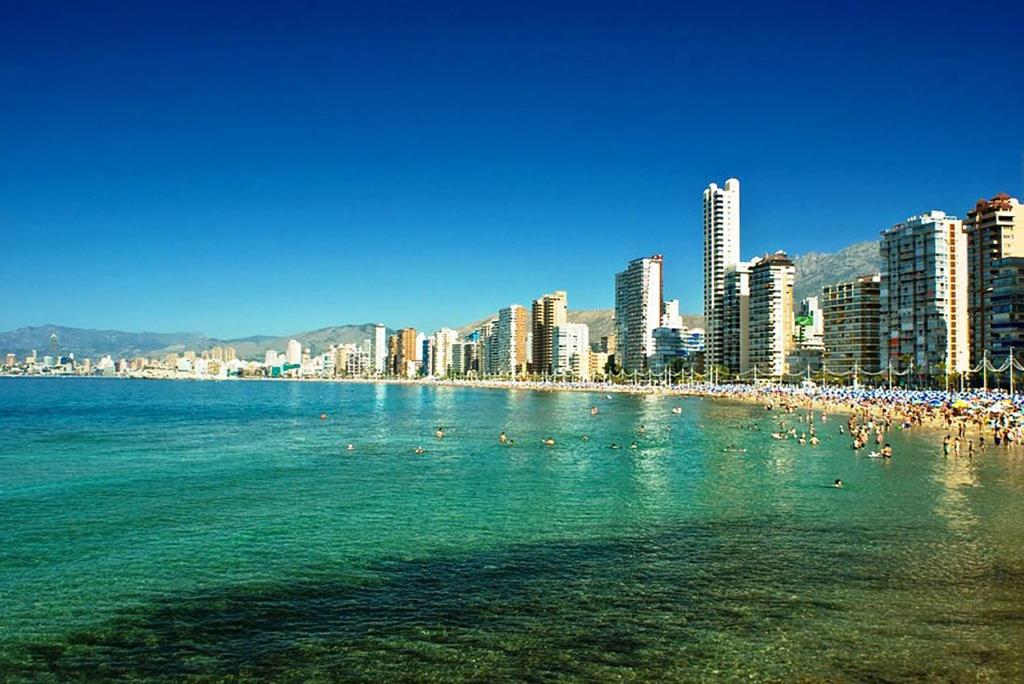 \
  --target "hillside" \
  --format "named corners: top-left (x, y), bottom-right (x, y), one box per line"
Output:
top-left (792, 240), bottom-right (880, 301)
top-left (0, 324), bottom-right (386, 361)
